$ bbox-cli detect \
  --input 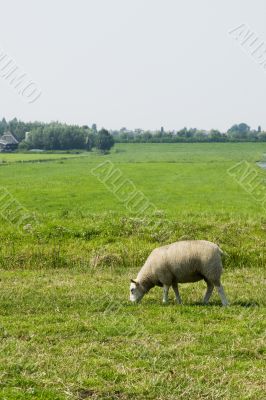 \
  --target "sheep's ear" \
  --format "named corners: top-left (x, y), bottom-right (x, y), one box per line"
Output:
top-left (130, 279), bottom-right (138, 285)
